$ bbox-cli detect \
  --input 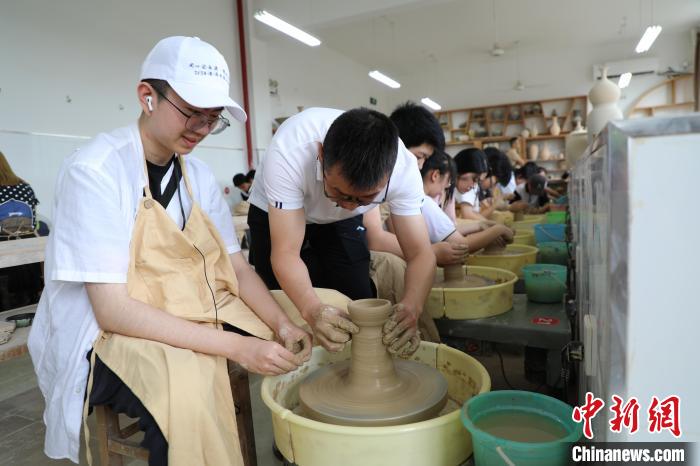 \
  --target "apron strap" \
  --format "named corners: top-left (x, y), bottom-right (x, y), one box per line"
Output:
top-left (176, 155), bottom-right (195, 200)
top-left (83, 341), bottom-right (100, 466)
